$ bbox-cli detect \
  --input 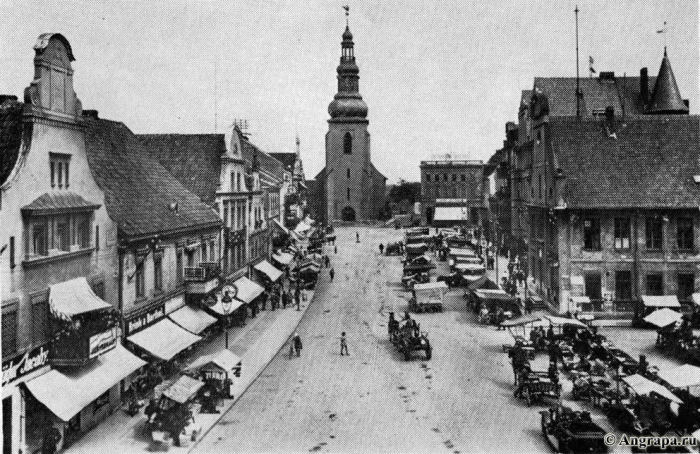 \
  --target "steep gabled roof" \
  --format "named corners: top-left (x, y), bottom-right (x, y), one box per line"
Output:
top-left (241, 138), bottom-right (284, 188)
top-left (84, 117), bottom-right (221, 239)
top-left (268, 152), bottom-right (296, 170)
top-left (551, 115), bottom-right (700, 209)
top-left (647, 49), bottom-right (689, 114)
top-left (137, 134), bottom-right (224, 204)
